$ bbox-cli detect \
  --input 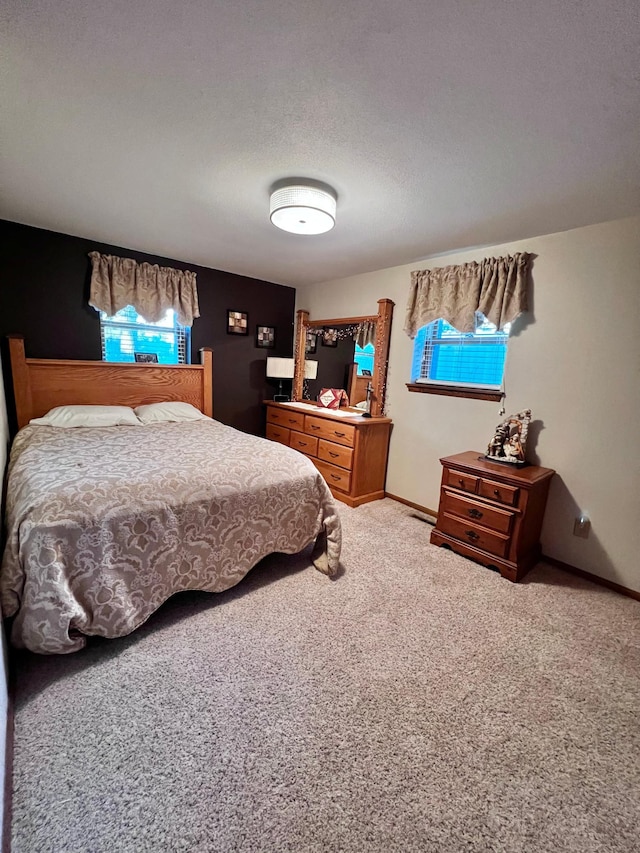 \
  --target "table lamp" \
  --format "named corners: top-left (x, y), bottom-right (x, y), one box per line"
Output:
top-left (266, 357), bottom-right (295, 401)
